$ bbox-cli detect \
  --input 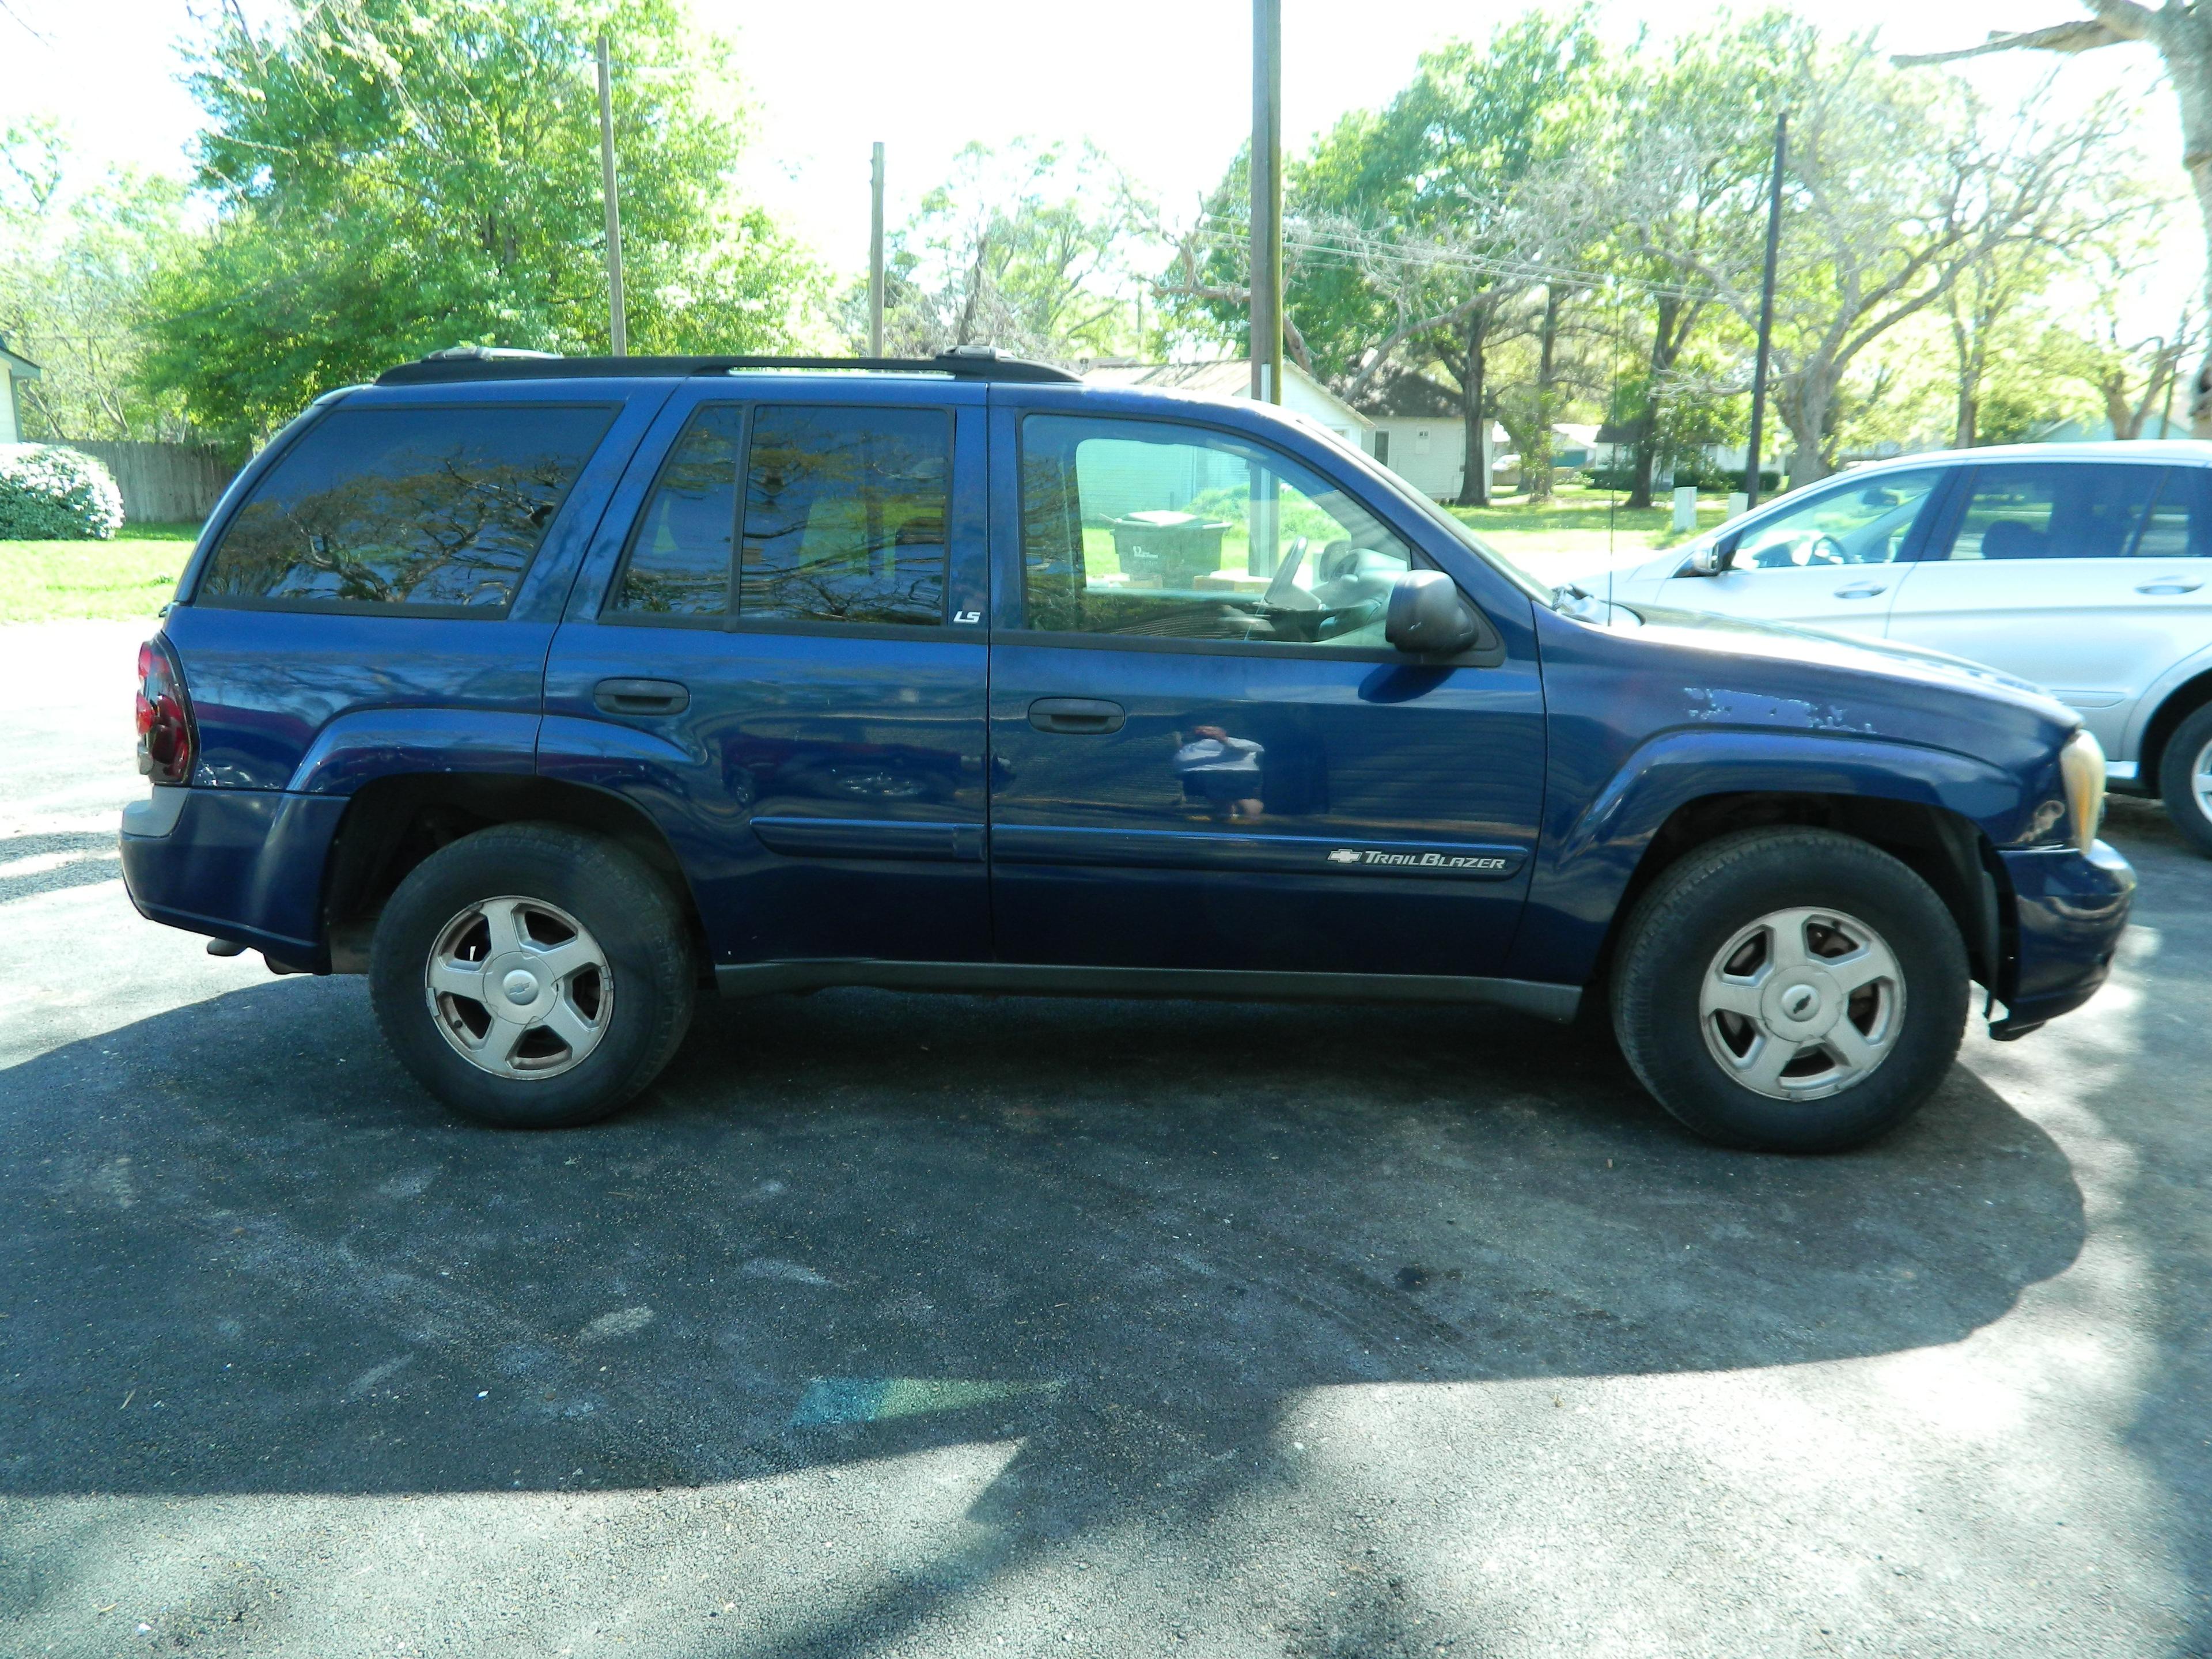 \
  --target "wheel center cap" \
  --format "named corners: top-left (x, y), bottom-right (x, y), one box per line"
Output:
top-left (1760, 967), bottom-right (1842, 1037)
top-left (502, 968), bottom-right (540, 1004)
